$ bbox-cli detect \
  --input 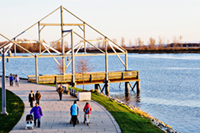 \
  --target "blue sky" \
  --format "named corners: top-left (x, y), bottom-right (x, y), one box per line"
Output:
top-left (0, 0), bottom-right (199, 45)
